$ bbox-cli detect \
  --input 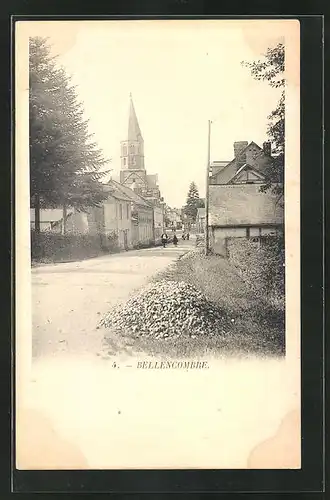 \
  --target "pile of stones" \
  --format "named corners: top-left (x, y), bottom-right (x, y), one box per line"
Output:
top-left (100, 280), bottom-right (227, 339)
